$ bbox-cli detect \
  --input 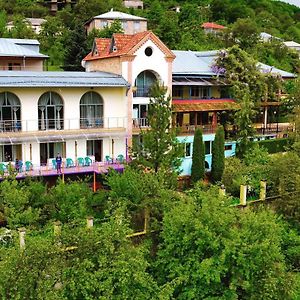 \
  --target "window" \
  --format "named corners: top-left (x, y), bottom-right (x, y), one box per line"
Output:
top-left (190, 87), bottom-right (211, 99)
top-left (101, 21), bottom-right (108, 28)
top-left (145, 47), bottom-right (153, 57)
top-left (134, 71), bottom-right (157, 97)
top-left (172, 86), bottom-right (183, 98)
top-left (134, 21), bottom-right (140, 32)
top-left (87, 140), bottom-right (102, 161)
top-left (205, 141), bottom-right (211, 155)
top-left (38, 92), bottom-right (64, 130)
top-left (185, 143), bottom-right (191, 157)
top-left (0, 92), bottom-right (21, 132)
top-left (80, 92), bottom-right (104, 128)
top-left (0, 144), bottom-right (22, 162)
top-left (224, 144), bottom-right (232, 151)
top-left (40, 142), bottom-right (65, 165)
